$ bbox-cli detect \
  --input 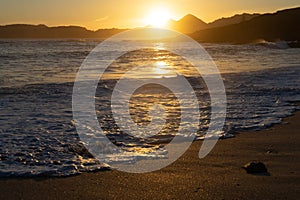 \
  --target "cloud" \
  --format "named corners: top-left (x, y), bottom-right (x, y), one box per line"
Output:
top-left (95, 16), bottom-right (109, 22)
